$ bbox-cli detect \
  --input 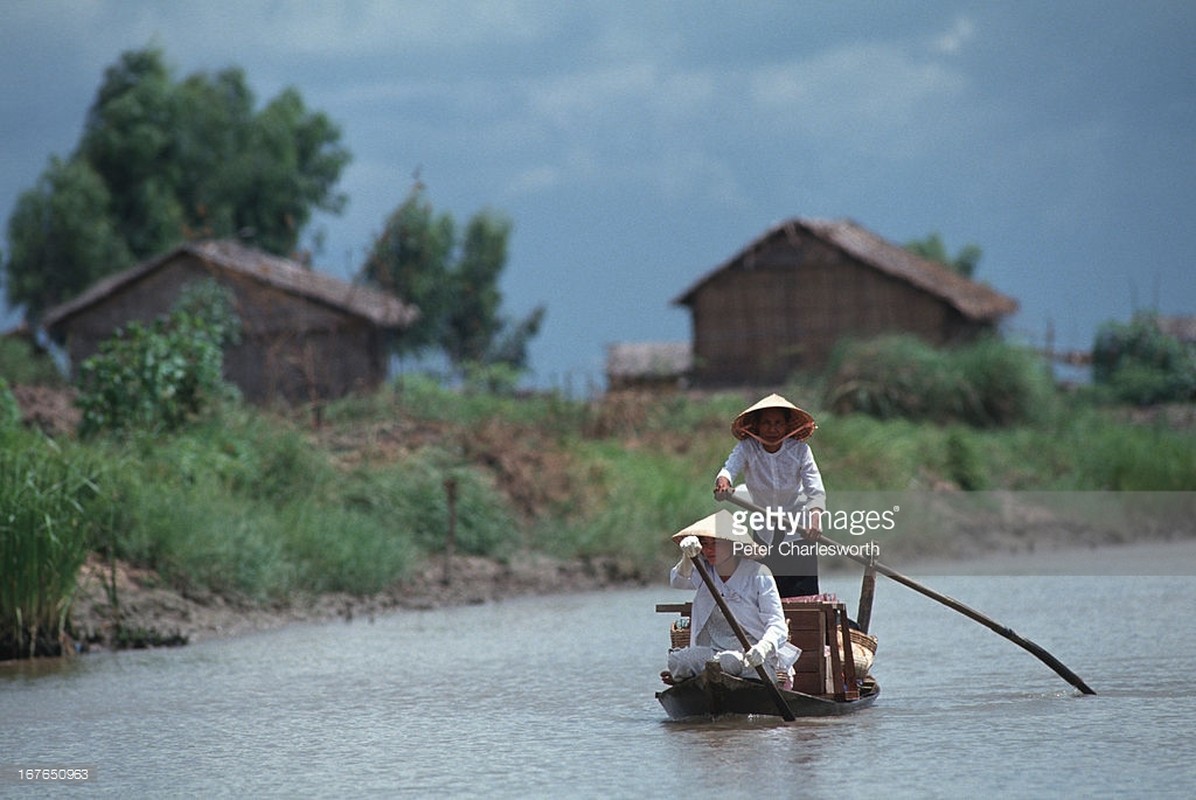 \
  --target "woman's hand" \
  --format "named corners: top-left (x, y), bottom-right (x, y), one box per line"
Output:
top-left (713, 476), bottom-right (732, 499)
top-left (802, 512), bottom-right (822, 541)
